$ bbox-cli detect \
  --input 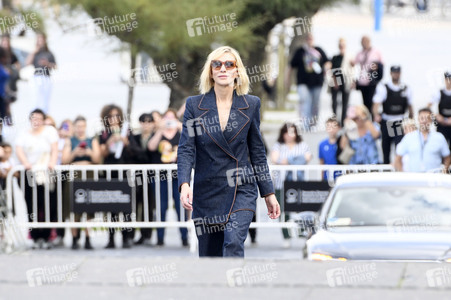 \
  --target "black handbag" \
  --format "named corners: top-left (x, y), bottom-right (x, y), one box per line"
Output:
top-left (370, 62), bottom-right (384, 86)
